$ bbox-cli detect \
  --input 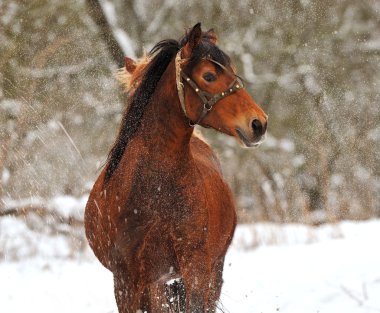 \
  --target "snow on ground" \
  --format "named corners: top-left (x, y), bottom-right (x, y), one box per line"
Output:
top-left (223, 221), bottom-right (380, 313)
top-left (1, 215), bottom-right (380, 313)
